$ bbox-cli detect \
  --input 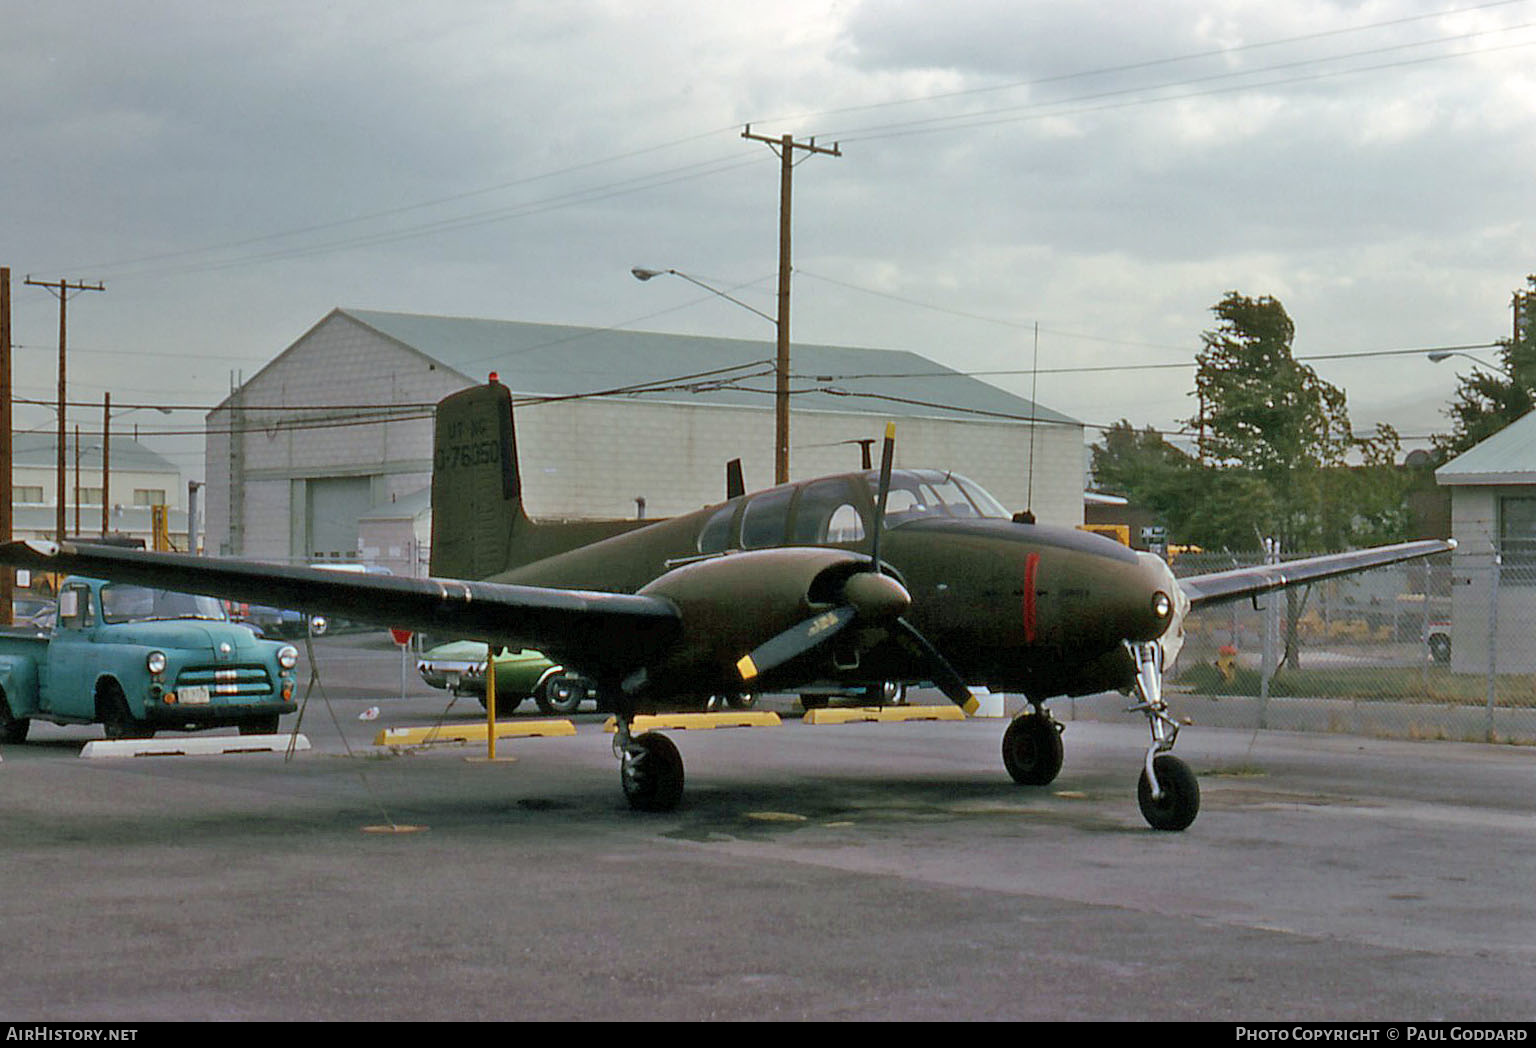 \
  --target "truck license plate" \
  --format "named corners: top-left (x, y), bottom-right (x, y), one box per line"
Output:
top-left (180, 685), bottom-right (211, 705)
